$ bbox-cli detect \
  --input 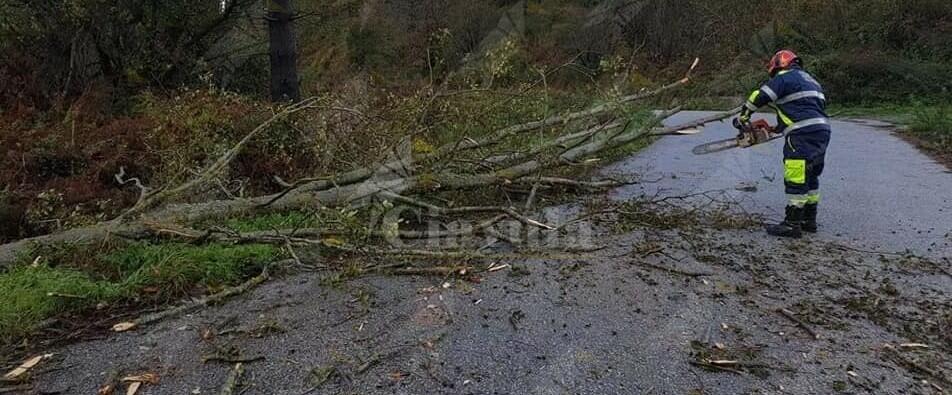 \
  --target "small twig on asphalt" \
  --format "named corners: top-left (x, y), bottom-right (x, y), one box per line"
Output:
top-left (634, 260), bottom-right (712, 277)
top-left (111, 260), bottom-right (292, 332)
top-left (218, 363), bottom-right (245, 395)
top-left (203, 354), bottom-right (265, 364)
top-left (689, 360), bottom-right (744, 375)
top-left (0, 385), bottom-right (33, 394)
top-left (777, 308), bottom-right (820, 340)
top-left (882, 344), bottom-right (952, 387)
top-left (383, 266), bottom-right (466, 276)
